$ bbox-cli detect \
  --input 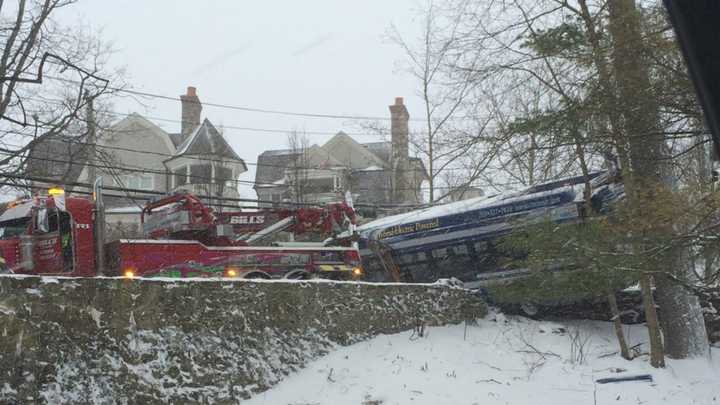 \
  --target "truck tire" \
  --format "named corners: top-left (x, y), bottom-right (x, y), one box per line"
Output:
top-left (242, 271), bottom-right (271, 279)
top-left (285, 270), bottom-right (311, 280)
